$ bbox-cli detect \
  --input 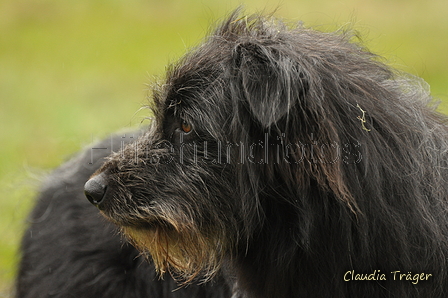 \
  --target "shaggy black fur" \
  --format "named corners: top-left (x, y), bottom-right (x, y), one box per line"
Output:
top-left (18, 11), bottom-right (448, 298)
